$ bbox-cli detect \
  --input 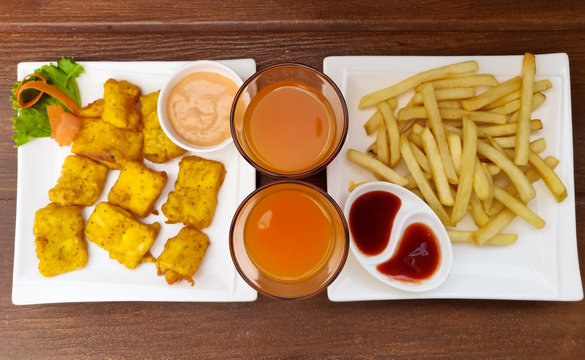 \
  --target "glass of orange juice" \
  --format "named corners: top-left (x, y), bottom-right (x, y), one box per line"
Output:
top-left (230, 63), bottom-right (348, 178)
top-left (230, 181), bottom-right (349, 299)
